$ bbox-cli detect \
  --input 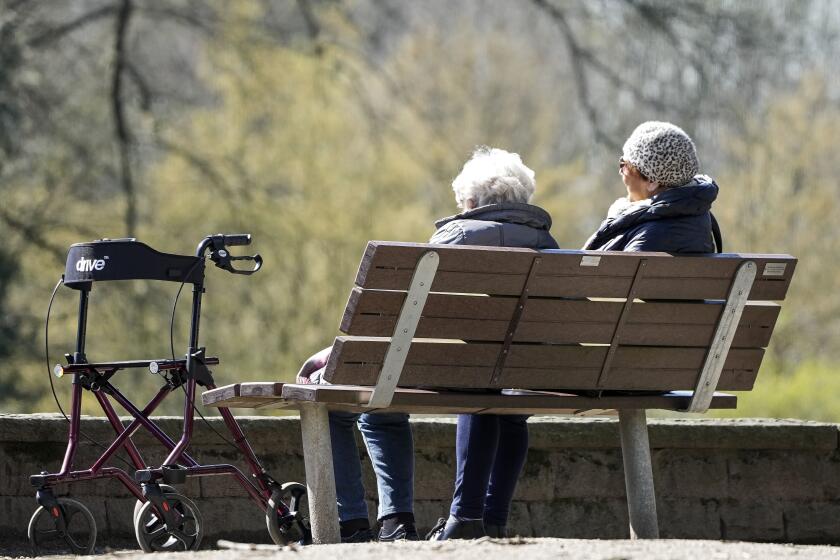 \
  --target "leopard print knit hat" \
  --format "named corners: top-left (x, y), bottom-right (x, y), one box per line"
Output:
top-left (622, 121), bottom-right (699, 187)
